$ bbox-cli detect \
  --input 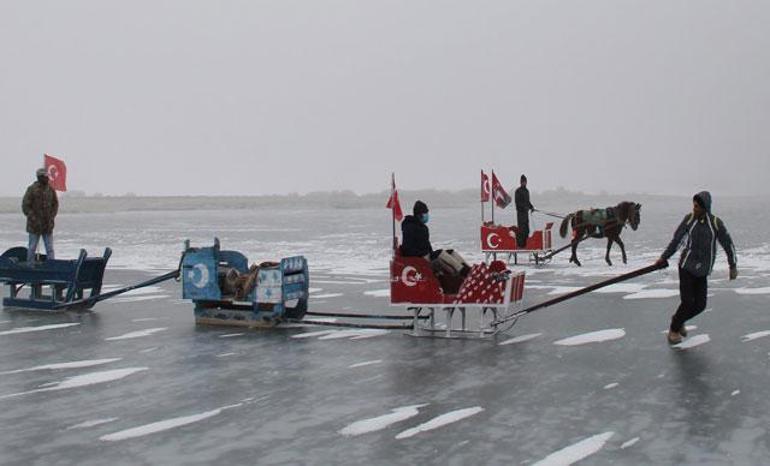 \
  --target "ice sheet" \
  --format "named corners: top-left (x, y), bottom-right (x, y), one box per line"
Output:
top-left (554, 329), bottom-right (625, 346)
top-left (395, 407), bottom-right (484, 440)
top-left (348, 360), bottom-right (382, 368)
top-left (533, 431), bottom-right (614, 466)
top-left (0, 358), bottom-right (121, 375)
top-left (498, 333), bottom-right (542, 346)
top-left (623, 289), bottom-right (679, 300)
top-left (741, 331), bottom-right (770, 342)
top-left (105, 328), bottom-right (167, 341)
top-left (0, 323), bottom-right (80, 336)
top-left (100, 404), bottom-right (242, 442)
top-left (0, 367), bottom-right (148, 400)
top-left (339, 404), bottom-right (428, 436)
top-left (67, 418), bottom-right (119, 430)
